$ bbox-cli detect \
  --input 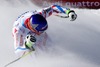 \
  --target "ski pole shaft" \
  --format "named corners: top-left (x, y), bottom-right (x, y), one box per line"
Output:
top-left (54, 14), bottom-right (69, 18)
top-left (4, 51), bottom-right (32, 67)
top-left (4, 57), bottom-right (21, 67)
